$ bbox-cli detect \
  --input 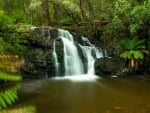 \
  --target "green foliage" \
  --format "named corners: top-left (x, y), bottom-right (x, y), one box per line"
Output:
top-left (0, 84), bottom-right (20, 109)
top-left (129, 0), bottom-right (150, 36)
top-left (119, 37), bottom-right (145, 50)
top-left (0, 10), bottom-right (12, 28)
top-left (29, 0), bottom-right (42, 10)
top-left (3, 32), bottom-right (27, 56)
top-left (58, 16), bottom-right (74, 24)
top-left (0, 72), bottom-right (22, 81)
top-left (119, 37), bottom-right (146, 69)
top-left (0, 0), bottom-right (30, 24)
top-left (0, 24), bottom-right (29, 57)
top-left (120, 50), bottom-right (144, 60)
top-left (111, 16), bottom-right (124, 31)
top-left (56, 0), bottom-right (79, 12)
top-left (114, 0), bottom-right (131, 16)
top-left (0, 38), bottom-right (5, 54)
top-left (130, 1), bottom-right (150, 23)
